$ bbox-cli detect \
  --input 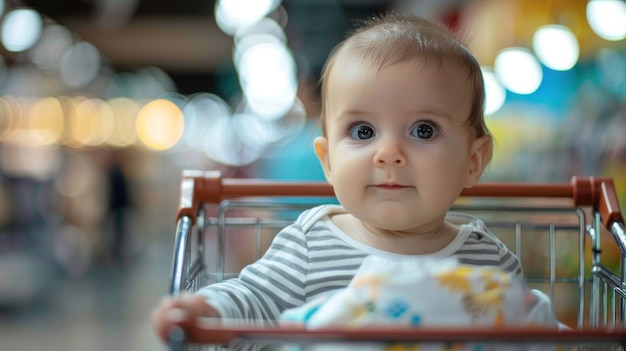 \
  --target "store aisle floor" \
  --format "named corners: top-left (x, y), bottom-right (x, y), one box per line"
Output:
top-left (0, 233), bottom-right (173, 351)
